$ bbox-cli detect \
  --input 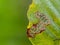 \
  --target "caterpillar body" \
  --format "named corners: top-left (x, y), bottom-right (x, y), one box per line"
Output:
top-left (27, 11), bottom-right (50, 37)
